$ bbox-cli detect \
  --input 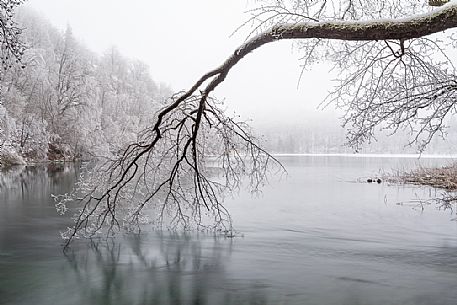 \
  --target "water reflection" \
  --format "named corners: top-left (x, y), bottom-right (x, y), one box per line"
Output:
top-left (0, 163), bottom-right (78, 200)
top-left (63, 233), bottom-right (270, 305)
